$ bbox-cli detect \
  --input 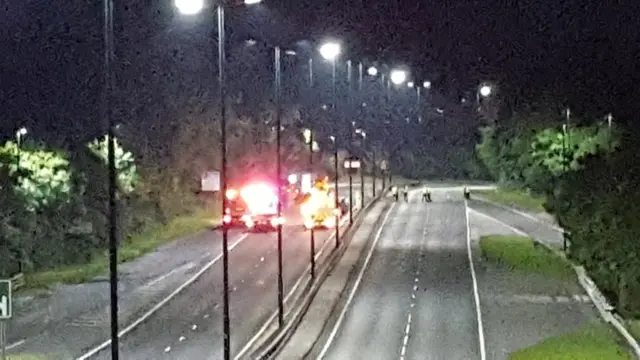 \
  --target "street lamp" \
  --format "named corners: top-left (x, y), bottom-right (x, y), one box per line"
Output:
top-left (390, 69), bottom-right (407, 85)
top-left (407, 81), bottom-right (414, 88)
top-left (273, 46), bottom-right (285, 327)
top-left (367, 66), bottom-right (378, 76)
top-left (174, 0), bottom-right (204, 14)
top-left (175, 1), bottom-right (261, 358)
top-left (14, 127), bottom-right (27, 274)
top-left (479, 84), bottom-right (492, 97)
top-left (355, 129), bottom-right (366, 209)
top-left (101, 0), bottom-right (119, 356)
top-left (423, 80), bottom-right (431, 89)
top-left (319, 41), bottom-right (341, 249)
